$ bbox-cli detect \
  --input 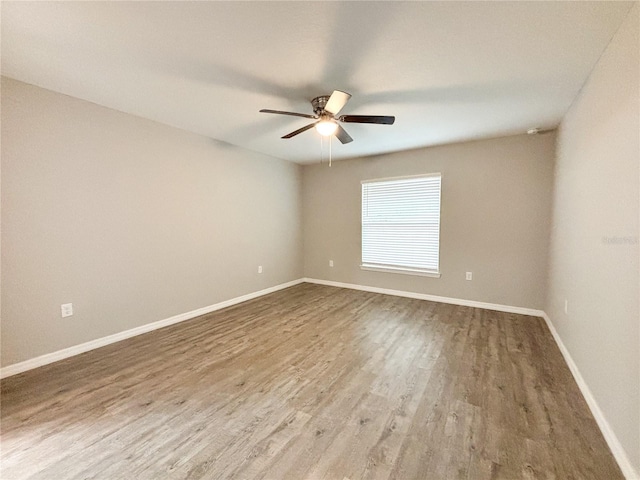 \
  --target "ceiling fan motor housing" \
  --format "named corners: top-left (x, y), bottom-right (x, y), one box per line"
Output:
top-left (312, 95), bottom-right (332, 116)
